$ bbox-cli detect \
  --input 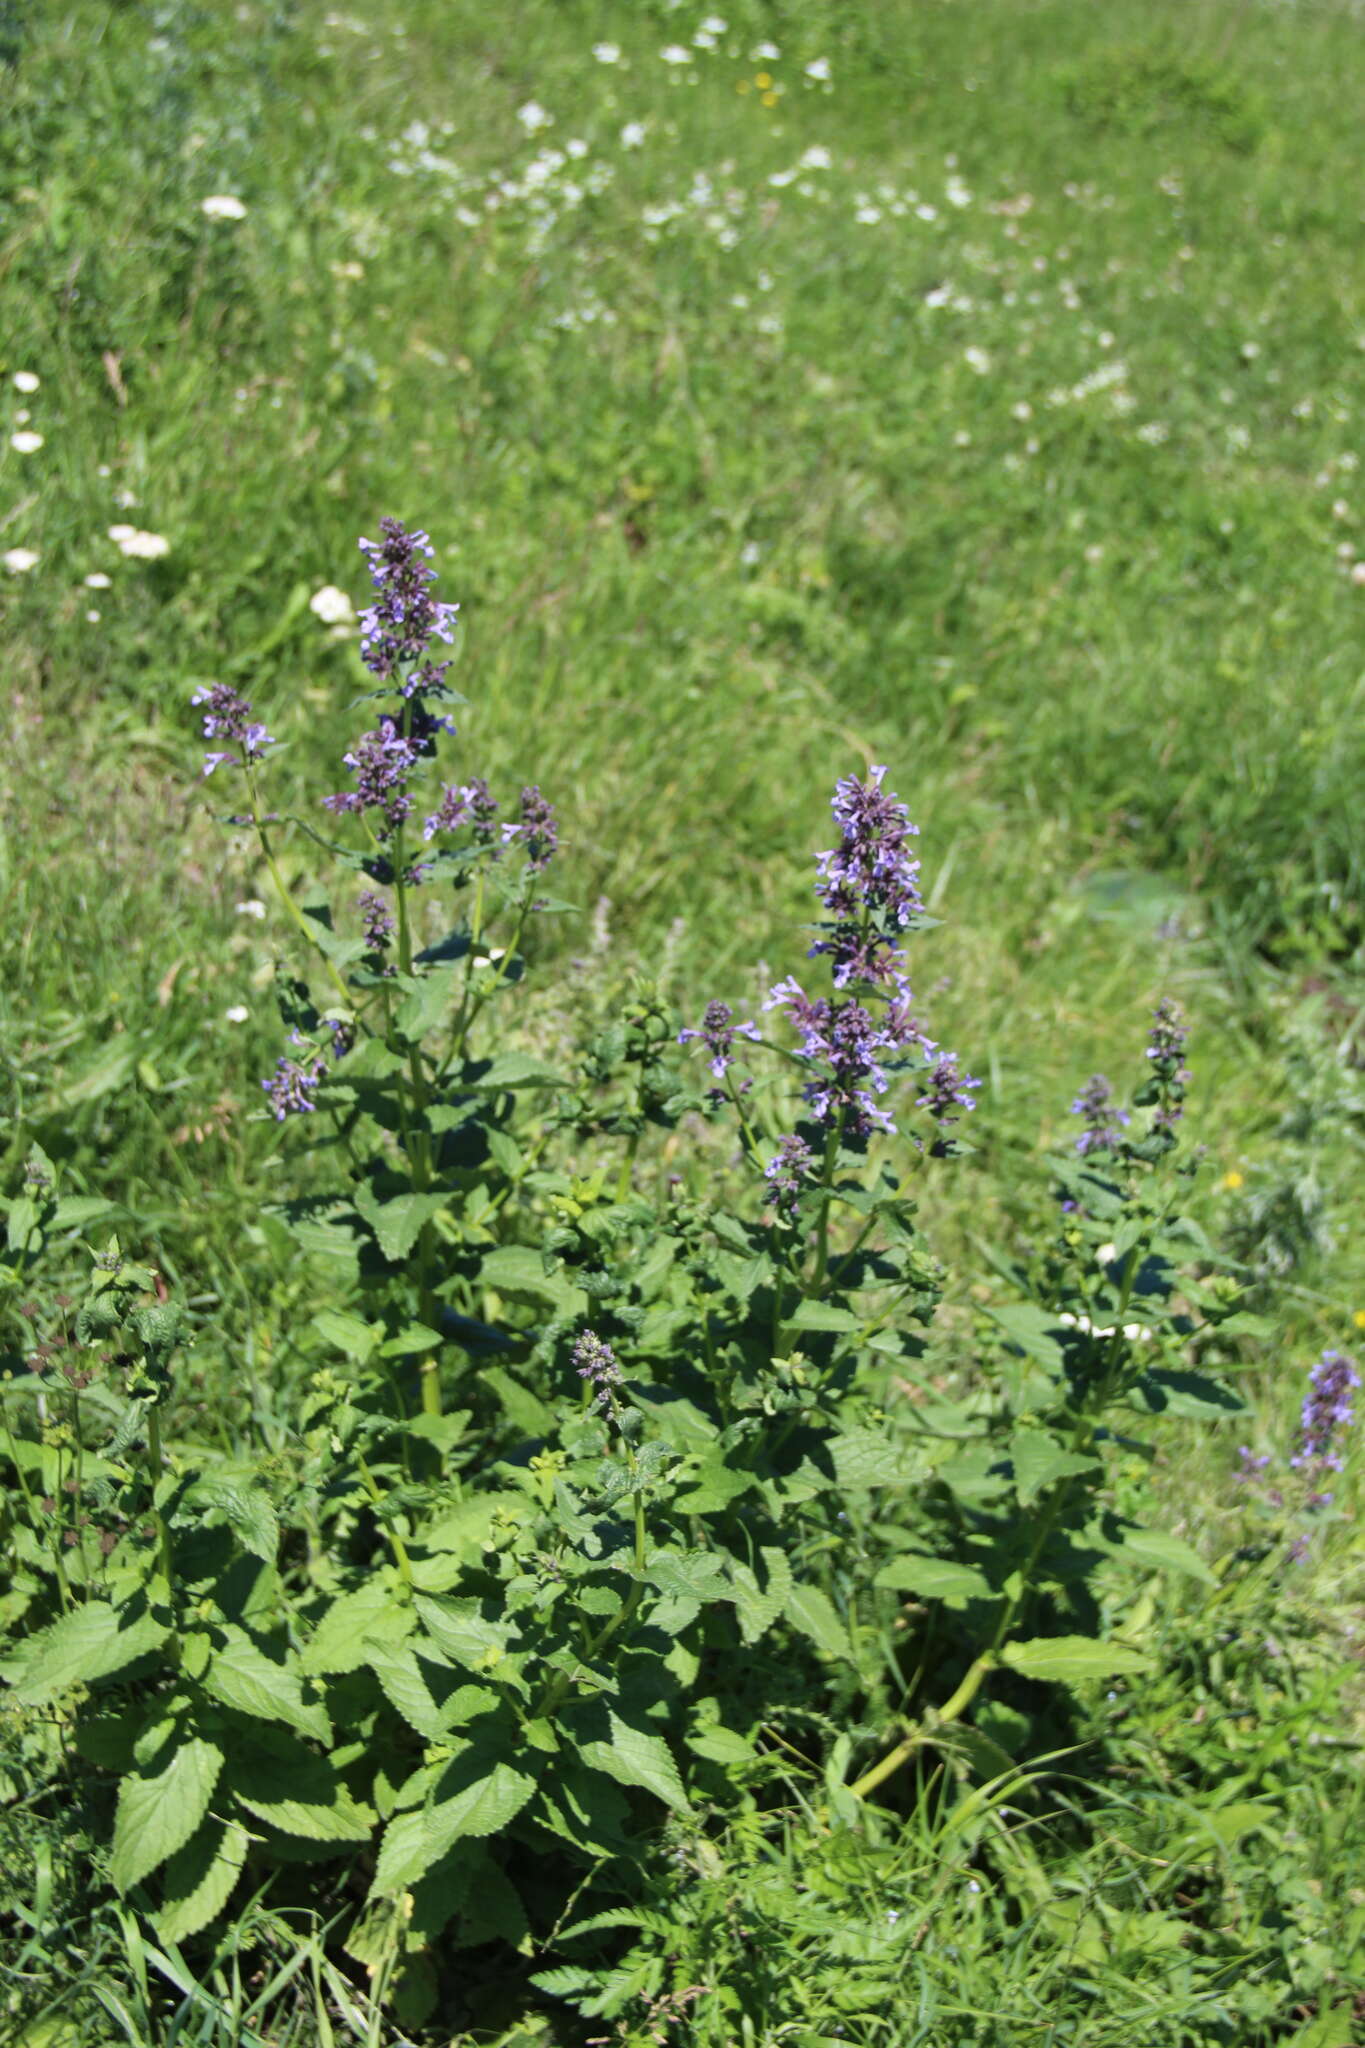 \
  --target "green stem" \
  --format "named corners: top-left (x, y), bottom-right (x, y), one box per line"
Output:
top-left (355, 1450), bottom-right (414, 1588)
top-left (245, 769), bottom-right (353, 1015)
top-left (146, 1407), bottom-right (176, 1611)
